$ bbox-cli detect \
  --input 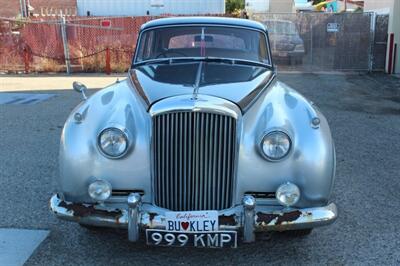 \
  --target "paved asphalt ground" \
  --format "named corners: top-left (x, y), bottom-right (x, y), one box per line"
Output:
top-left (0, 73), bottom-right (399, 265)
